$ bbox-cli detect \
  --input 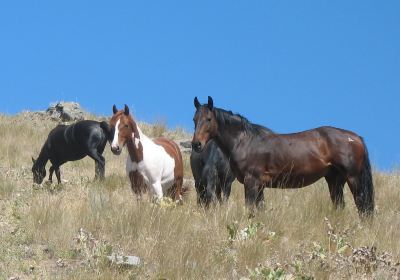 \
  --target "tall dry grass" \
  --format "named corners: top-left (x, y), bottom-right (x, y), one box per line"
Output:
top-left (0, 113), bottom-right (399, 279)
